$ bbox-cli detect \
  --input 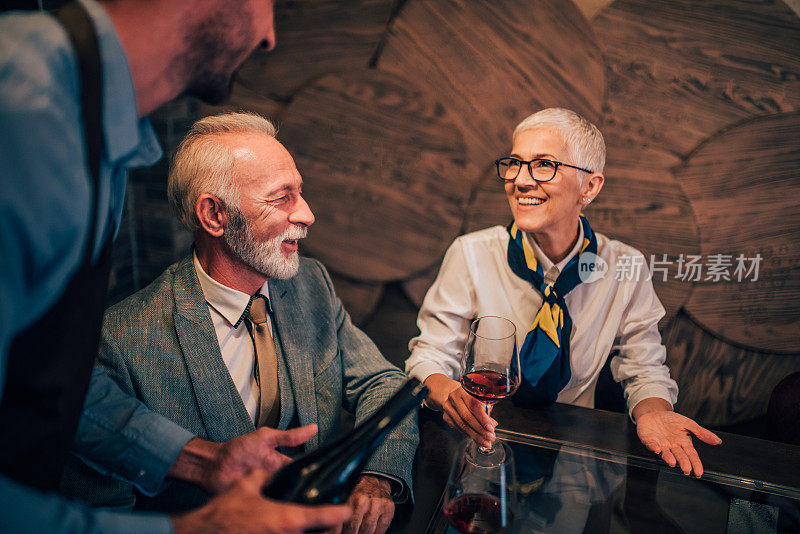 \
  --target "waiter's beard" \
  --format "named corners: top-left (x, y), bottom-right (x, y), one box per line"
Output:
top-left (177, 0), bottom-right (255, 105)
top-left (224, 209), bottom-right (307, 279)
